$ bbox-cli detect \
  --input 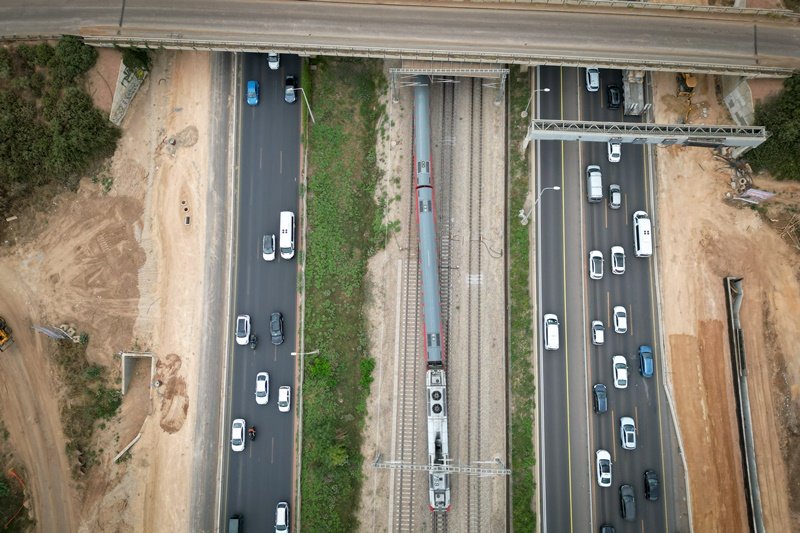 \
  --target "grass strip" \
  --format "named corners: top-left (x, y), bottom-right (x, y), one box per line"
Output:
top-left (300, 58), bottom-right (385, 532)
top-left (508, 65), bottom-right (537, 531)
